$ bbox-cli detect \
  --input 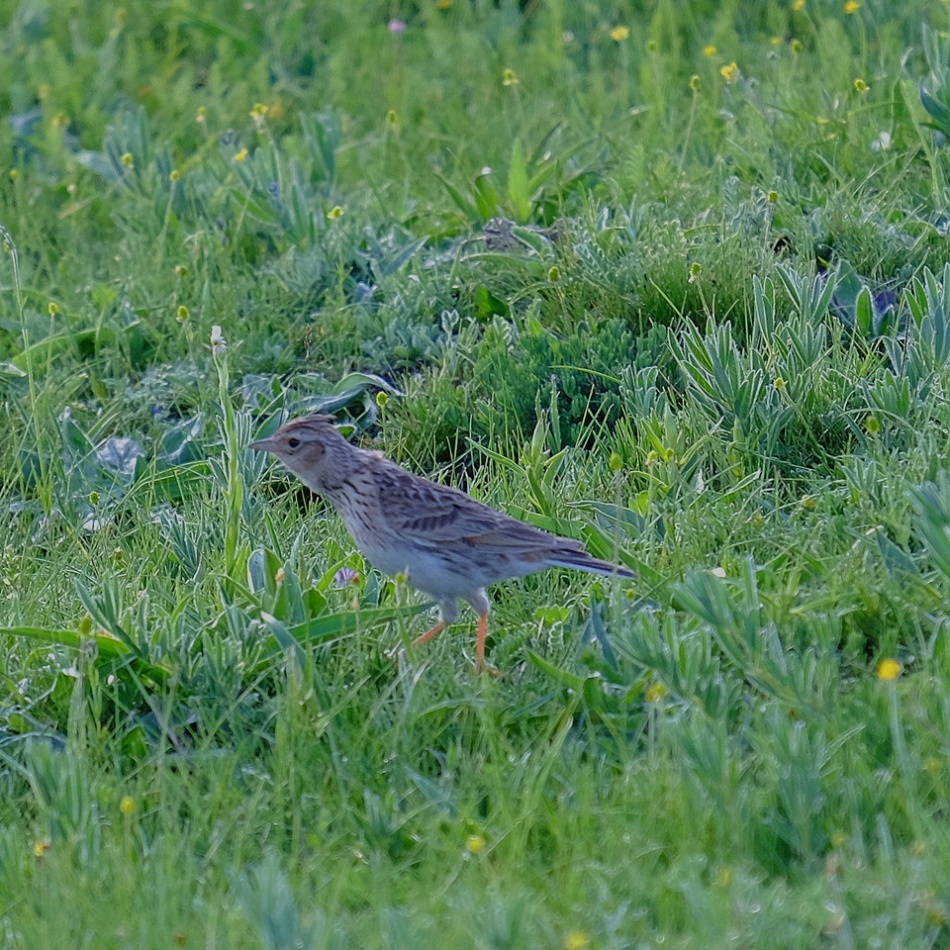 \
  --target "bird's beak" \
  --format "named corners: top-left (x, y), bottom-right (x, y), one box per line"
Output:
top-left (248, 438), bottom-right (276, 453)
